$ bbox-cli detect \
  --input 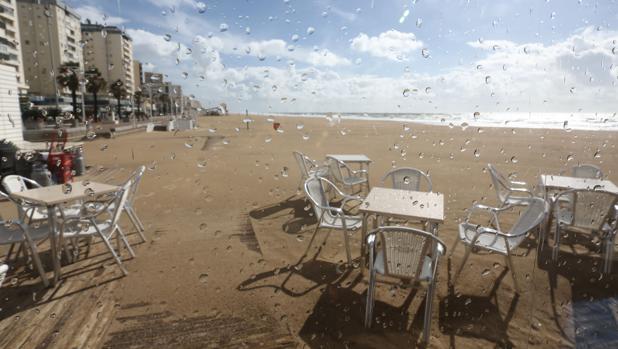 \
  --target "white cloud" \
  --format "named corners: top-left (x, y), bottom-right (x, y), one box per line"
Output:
top-left (350, 30), bottom-right (423, 61)
top-left (195, 35), bottom-right (351, 67)
top-left (75, 5), bottom-right (126, 26)
top-left (183, 26), bottom-right (618, 113)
